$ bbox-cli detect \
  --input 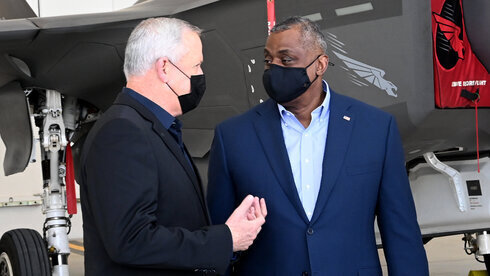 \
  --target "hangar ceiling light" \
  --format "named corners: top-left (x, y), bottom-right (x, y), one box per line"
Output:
top-left (303, 12), bottom-right (323, 22)
top-left (335, 2), bottom-right (373, 16)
